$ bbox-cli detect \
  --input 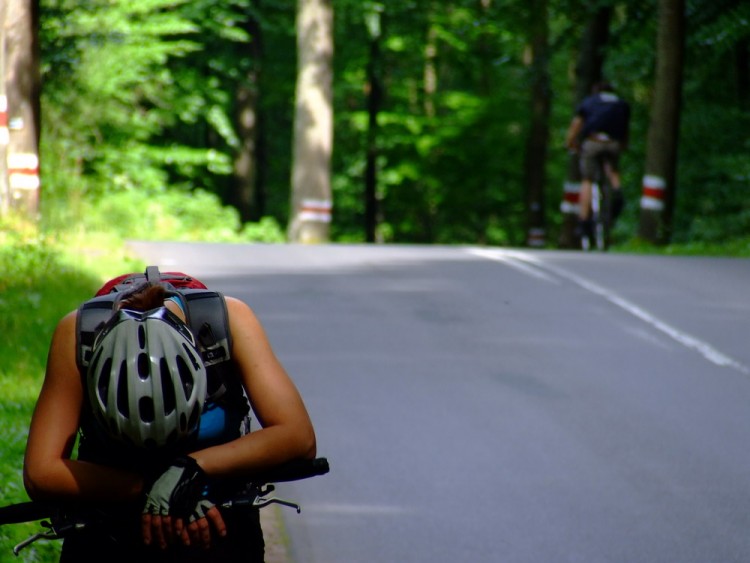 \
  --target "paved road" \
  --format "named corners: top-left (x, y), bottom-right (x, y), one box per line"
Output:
top-left (128, 242), bottom-right (750, 562)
